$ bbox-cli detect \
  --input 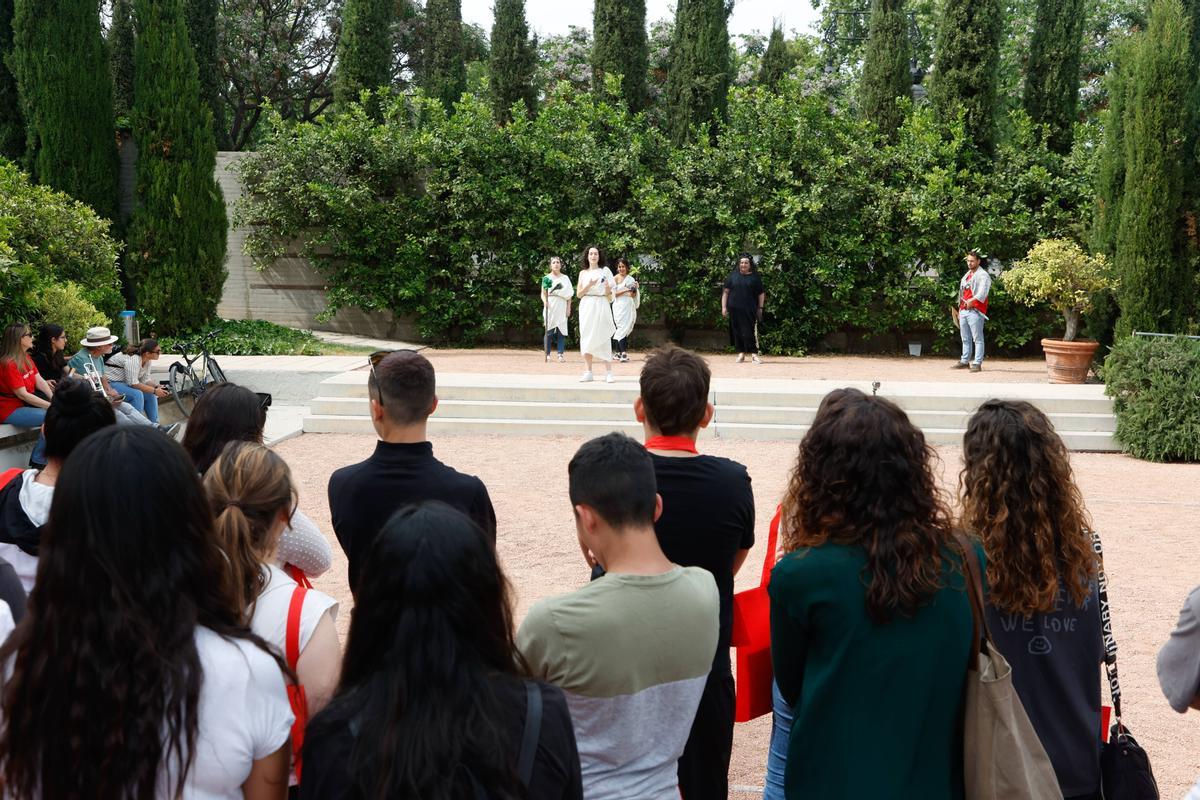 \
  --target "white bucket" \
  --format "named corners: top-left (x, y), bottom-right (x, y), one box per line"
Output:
top-left (908, 342), bottom-right (922, 357)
